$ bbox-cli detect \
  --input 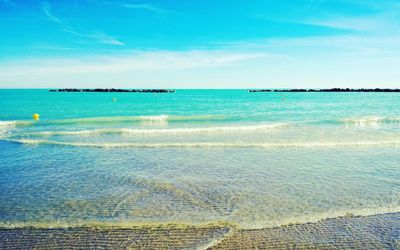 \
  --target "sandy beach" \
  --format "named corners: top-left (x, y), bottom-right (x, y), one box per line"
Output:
top-left (1, 213), bottom-right (399, 249)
